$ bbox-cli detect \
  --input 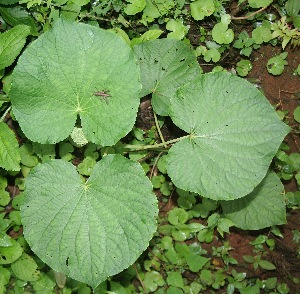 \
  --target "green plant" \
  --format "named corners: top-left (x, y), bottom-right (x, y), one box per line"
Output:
top-left (267, 52), bottom-right (288, 75)
top-left (0, 16), bottom-right (292, 290)
top-left (242, 254), bottom-right (276, 271)
top-left (236, 59), bottom-right (253, 76)
top-left (271, 16), bottom-right (300, 49)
